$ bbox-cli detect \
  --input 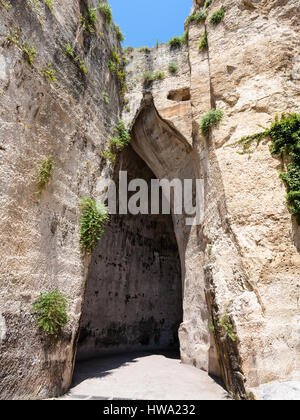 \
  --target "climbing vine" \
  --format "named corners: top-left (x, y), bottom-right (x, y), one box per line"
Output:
top-left (232, 113), bottom-right (300, 224)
